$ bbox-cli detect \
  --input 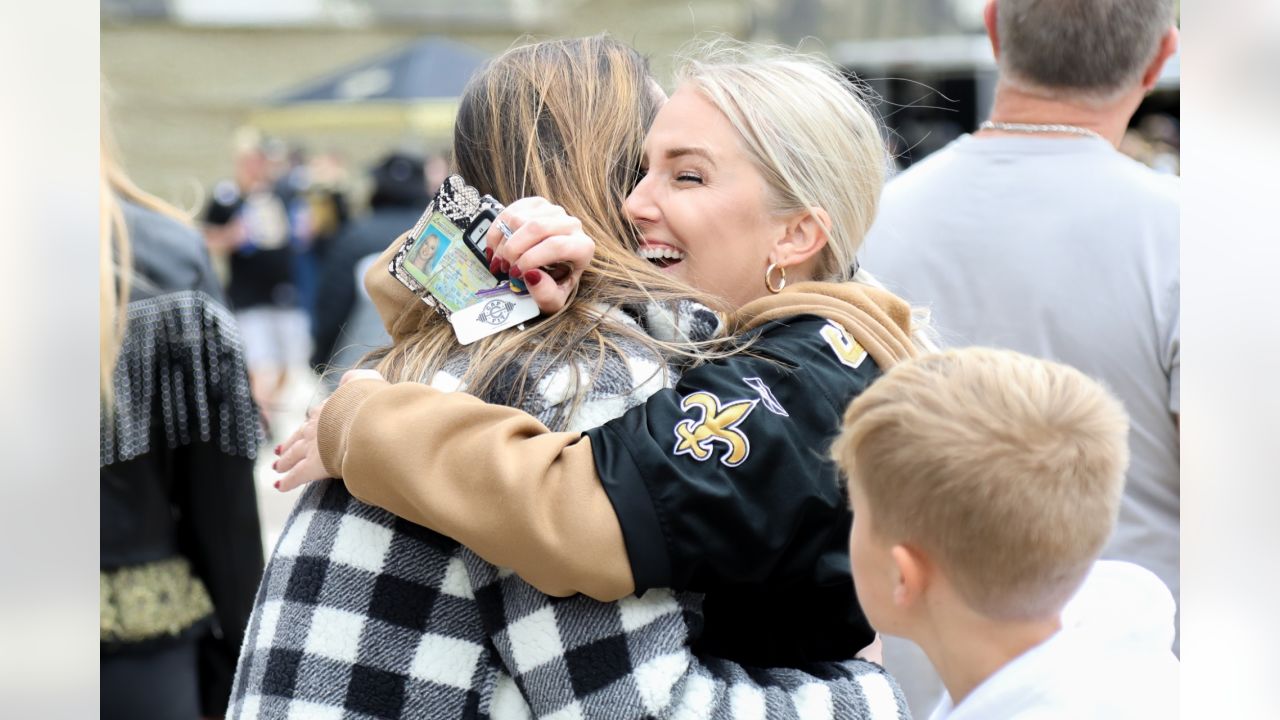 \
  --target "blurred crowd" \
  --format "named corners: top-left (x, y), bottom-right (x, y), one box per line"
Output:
top-left (1121, 113), bottom-right (1180, 175)
top-left (99, 129), bottom-right (455, 716)
top-left (198, 132), bottom-right (450, 425)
